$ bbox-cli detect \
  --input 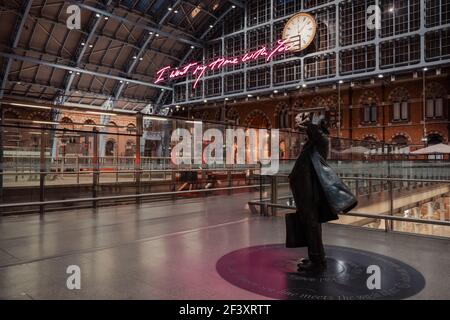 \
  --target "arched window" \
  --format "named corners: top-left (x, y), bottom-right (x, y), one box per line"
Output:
top-left (226, 107), bottom-right (240, 125)
top-left (125, 140), bottom-right (136, 157)
top-left (105, 140), bottom-right (115, 156)
top-left (244, 110), bottom-right (271, 129)
top-left (392, 135), bottom-right (409, 146)
top-left (126, 123), bottom-right (137, 134)
top-left (389, 87), bottom-right (410, 122)
top-left (275, 103), bottom-right (290, 129)
top-left (360, 91), bottom-right (379, 124)
top-left (426, 83), bottom-right (446, 119)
